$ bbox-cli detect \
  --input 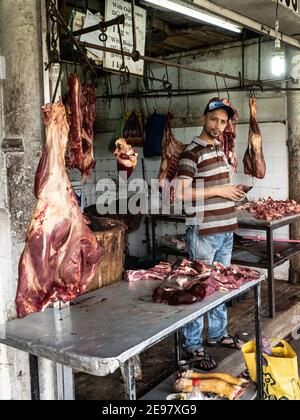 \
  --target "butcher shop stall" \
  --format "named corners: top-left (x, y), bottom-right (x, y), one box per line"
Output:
top-left (0, 0), bottom-right (300, 401)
